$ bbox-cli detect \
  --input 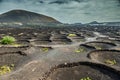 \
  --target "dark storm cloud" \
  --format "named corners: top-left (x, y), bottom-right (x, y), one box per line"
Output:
top-left (0, 0), bottom-right (3, 2)
top-left (49, 0), bottom-right (87, 4)
top-left (0, 0), bottom-right (120, 23)
top-left (118, 0), bottom-right (120, 2)
top-left (49, 1), bottom-right (68, 4)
